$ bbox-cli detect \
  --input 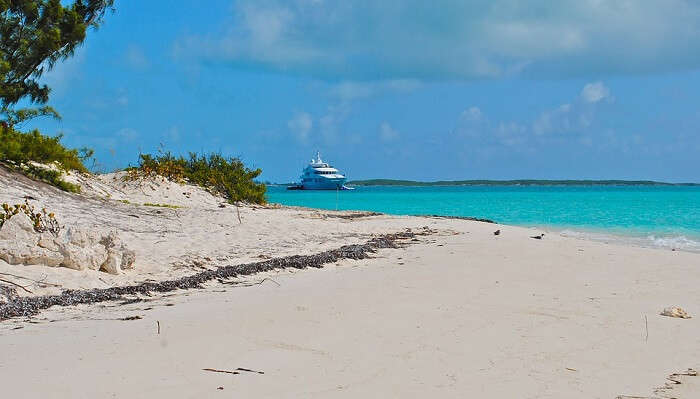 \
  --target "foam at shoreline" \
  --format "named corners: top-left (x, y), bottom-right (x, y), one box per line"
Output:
top-left (557, 228), bottom-right (700, 253)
